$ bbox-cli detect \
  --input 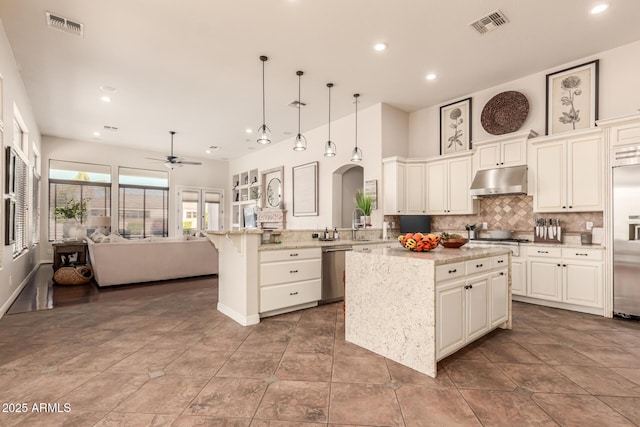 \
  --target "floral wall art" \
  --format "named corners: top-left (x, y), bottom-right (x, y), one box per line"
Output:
top-left (546, 60), bottom-right (599, 135)
top-left (440, 97), bottom-right (472, 154)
